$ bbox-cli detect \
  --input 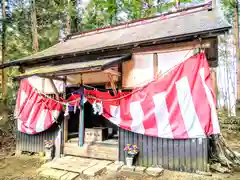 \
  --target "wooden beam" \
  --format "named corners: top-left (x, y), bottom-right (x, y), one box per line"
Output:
top-left (22, 51), bottom-right (131, 69)
top-left (48, 79), bottom-right (60, 100)
top-left (103, 69), bottom-right (121, 77)
top-left (40, 75), bottom-right (66, 82)
top-left (39, 67), bottom-right (102, 77)
top-left (133, 39), bottom-right (214, 54)
top-left (14, 67), bottom-right (102, 80)
top-left (64, 142), bottom-right (118, 161)
top-left (107, 74), bottom-right (117, 96)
